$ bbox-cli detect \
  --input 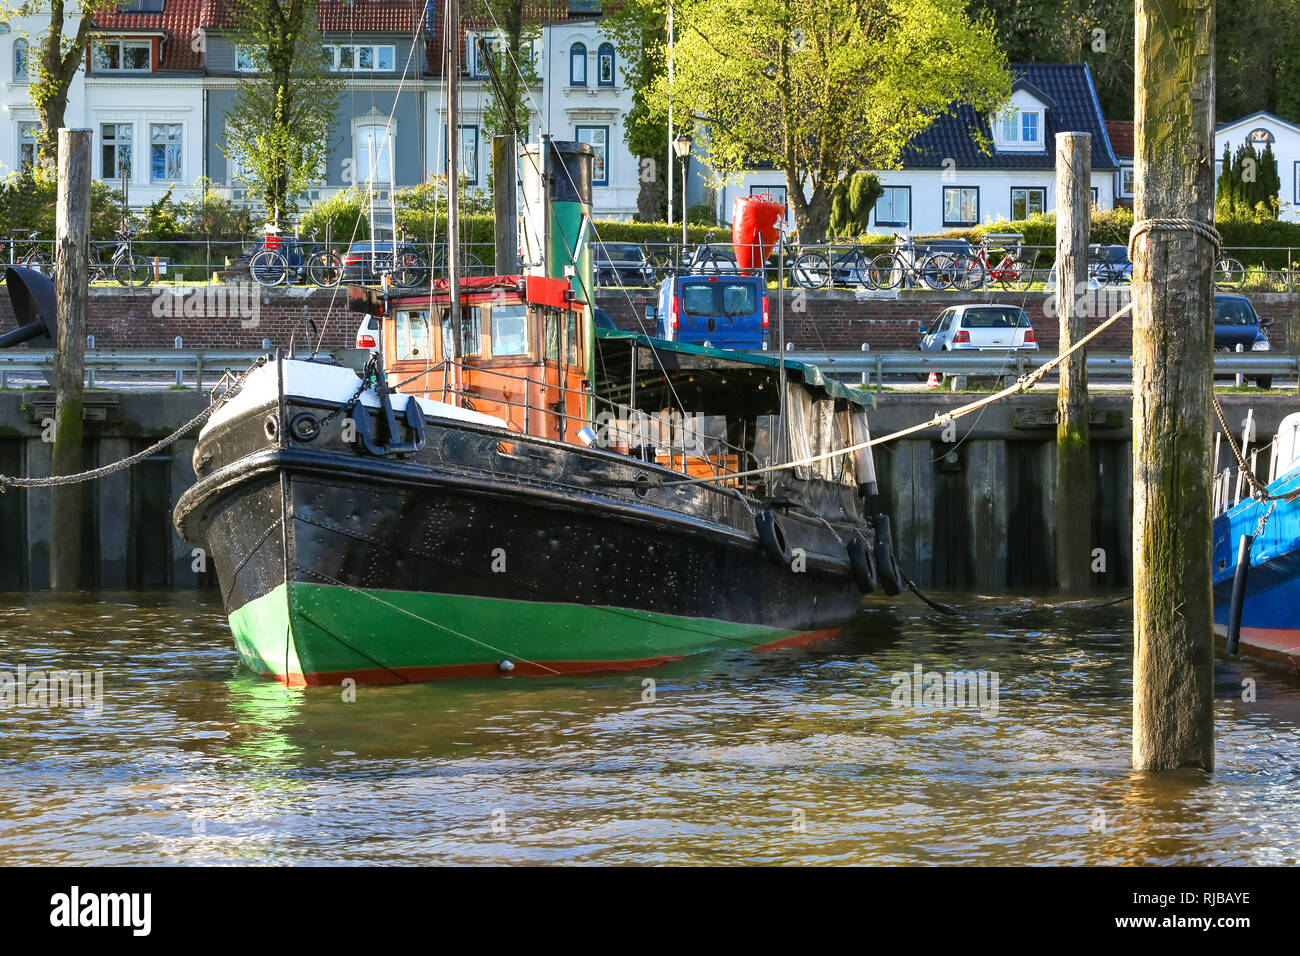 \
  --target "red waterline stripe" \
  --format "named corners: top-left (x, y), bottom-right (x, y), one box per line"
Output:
top-left (1213, 622), bottom-right (1300, 671)
top-left (263, 653), bottom-right (690, 687)
top-left (750, 628), bottom-right (843, 651)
